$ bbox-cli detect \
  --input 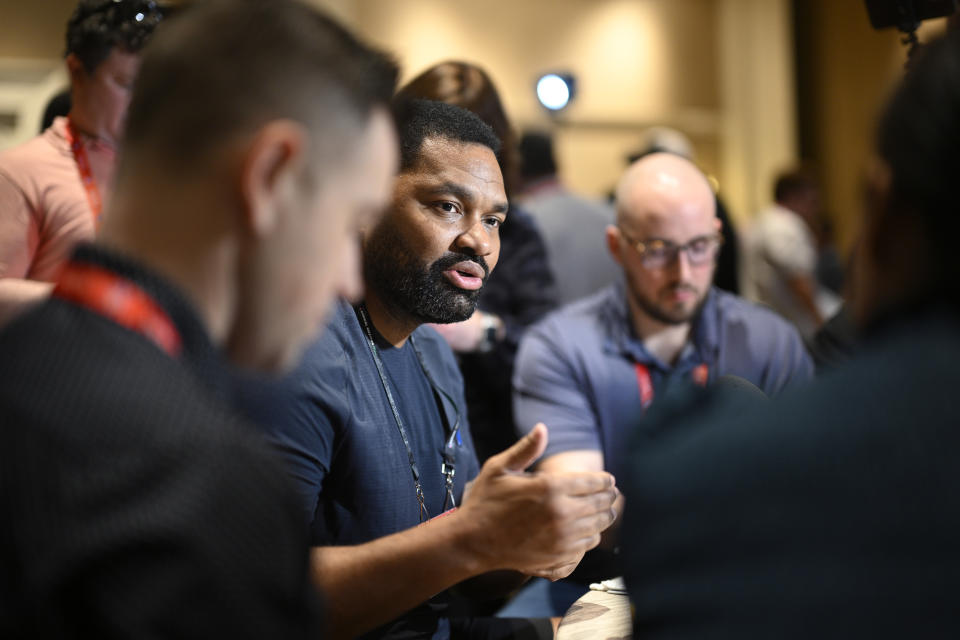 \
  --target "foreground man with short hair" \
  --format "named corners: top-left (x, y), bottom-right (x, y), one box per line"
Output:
top-left (236, 99), bottom-right (618, 639)
top-left (0, 0), bottom-right (397, 635)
